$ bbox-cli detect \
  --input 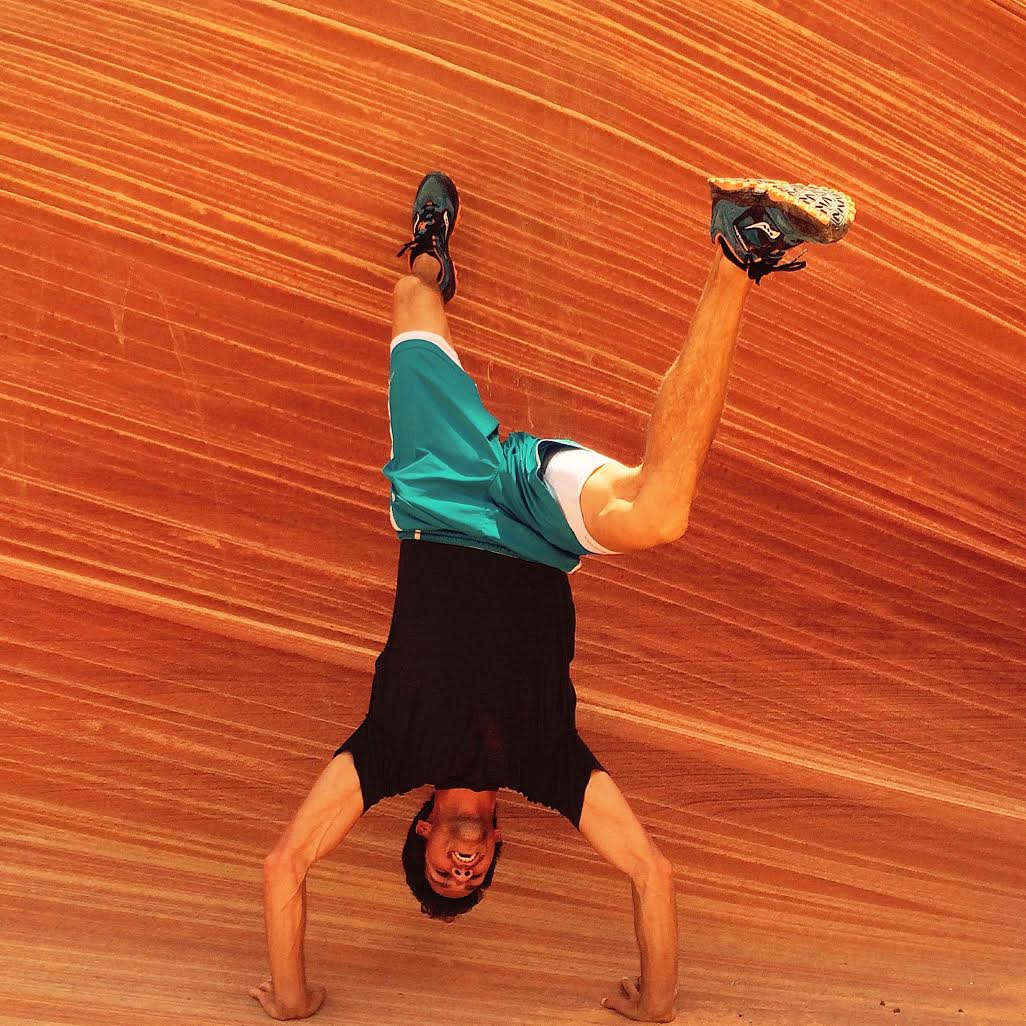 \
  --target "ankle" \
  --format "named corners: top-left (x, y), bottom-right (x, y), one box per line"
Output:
top-left (710, 245), bottom-right (754, 293)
